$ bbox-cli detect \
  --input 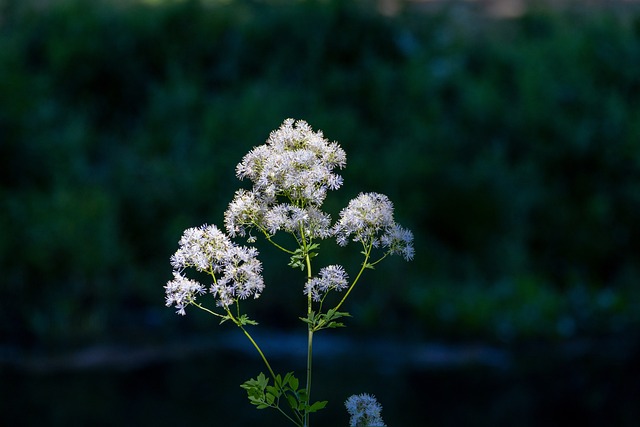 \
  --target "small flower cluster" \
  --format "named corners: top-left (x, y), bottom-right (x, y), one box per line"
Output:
top-left (334, 192), bottom-right (415, 261)
top-left (165, 224), bottom-right (264, 313)
top-left (225, 119), bottom-right (345, 240)
top-left (345, 393), bottom-right (386, 427)
top-left (304, 265), bottom-right (349, 302)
